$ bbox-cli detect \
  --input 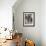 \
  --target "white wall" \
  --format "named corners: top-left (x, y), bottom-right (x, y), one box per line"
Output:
top-left (0, 0), bottom-right (16, 29)
top-left (13, 0), bottom-right (41, 46)
top-left (41, 0), bottom-right (46, 46)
